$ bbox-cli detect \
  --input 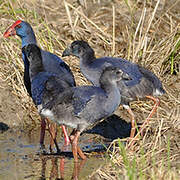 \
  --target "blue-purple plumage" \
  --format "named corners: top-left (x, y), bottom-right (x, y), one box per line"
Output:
top-left (31, 72), bottom-right (55, 105)
top-left (14, 21), bottom-right (76, 105)
top-left (4, 20), bottom-right (74, 148)
top-left (62, 40), bottom-right (166, 145)
top-left (62, 40), bottom-right (165, 106)
top-left (84, 56), bottom-right (143, 87)
top-left (24, 44), bottom-right (123, 132)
